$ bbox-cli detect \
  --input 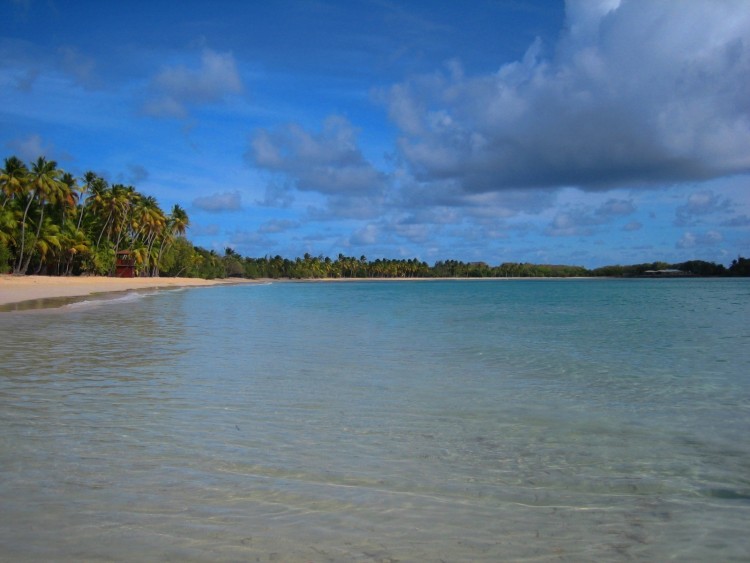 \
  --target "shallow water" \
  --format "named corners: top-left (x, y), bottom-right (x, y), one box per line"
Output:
top-left (1, 279), bottom-right (749, 561)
